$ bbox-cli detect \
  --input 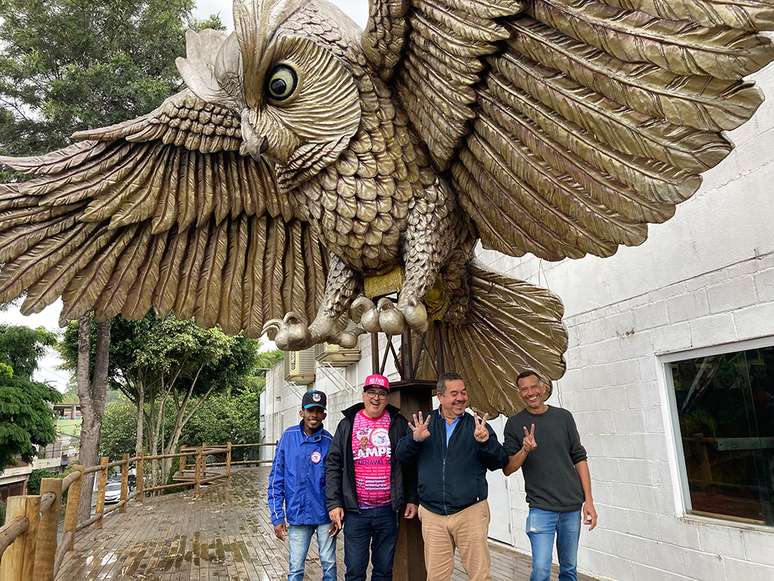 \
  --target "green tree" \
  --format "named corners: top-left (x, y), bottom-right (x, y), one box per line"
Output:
top-left (0, 325), bottom-right (57, 378)
top-left (99, 401), bottom-right (139, 460)
top-left (0, 0), bottom-right (222, 514)
top-left (62, 314), bottom-right (263, 482)
top-left (0, 325), bottom-right (61, 470)
top-left (182, 384), bottom-right (262, 447)
top-left (254, 349), bottom-right (285, 379)
top-left (0, 0), bottom-right (223, 161)
top-left (99, 383), bottom-right (265, 464)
